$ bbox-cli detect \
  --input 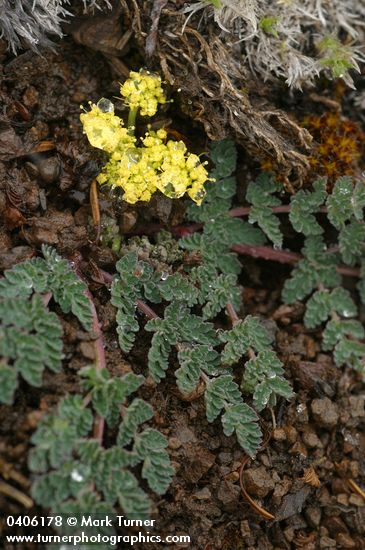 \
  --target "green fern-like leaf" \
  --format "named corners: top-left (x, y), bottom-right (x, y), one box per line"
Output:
top-left (322, 319), bottom-right (365, 350)
top-left (0, 257), bottom-right (48, 297)
top-left (289, 178), bottom-right (327, 236)
top-left (205, 375), bottom-right (242, 422)
top-left (146, 302), bottom-right (216, 382)
top-left (352, 181), bottom-right (365, 220)
top-left (242, 351), bottom-right (293, 410)
top-left (0, 362), bottom-right (18, 405)
top-left (282, 236), bottom-right (341, 304)
top-left (116, 470), bottom-right (151, 518)
top-left (334, 338), bottom-right (365, 375)
top-left (42, 245), bottom-right (92, 331)
top-left (117, 399), bottom-right (154, 447)
top-left (147, 332), bottom-right (172, 383)
top-left (221, 404), bottom-right (262, 457)
top-left (31, 469), bottom-right (74, 508)
top-left (305, 287), bottom-right (358, 329)
top-left (246, 174), bottom-right (282, 247)
top-left (80, 367), bottom-right (144, 426)
top-left (0, 246), bottom-right (93, 331)
top-left (282, 259), bottom-right (318, 304)
top-left (0, 295), bottom-right (63, 402)
top-left (210, 138), bottom-right (237, 179)
top-left (338, 221), bottom-right (365, 265)
top-left (202, 273), bottom-right (241, 319)
top-left (304, 290), bottom-right (333, 328)
top-left (326, 177), bottom-right (356, 229)
top-left (134, 428), bottom-right (174, 495)
top-left (176, 344), bottom-right (221, 394)
top-left (29, 395), bottom-right (93, 472)
top-left (220, 316), bottom-right (273, 365)
top-left (158, 272), bottom-right (198, 306)
top-left (111, 252), bottom-right (142, 353)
